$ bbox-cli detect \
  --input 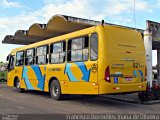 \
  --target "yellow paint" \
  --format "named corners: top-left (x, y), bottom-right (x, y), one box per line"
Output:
top-left (7, 25), bottom-right (147, 95)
